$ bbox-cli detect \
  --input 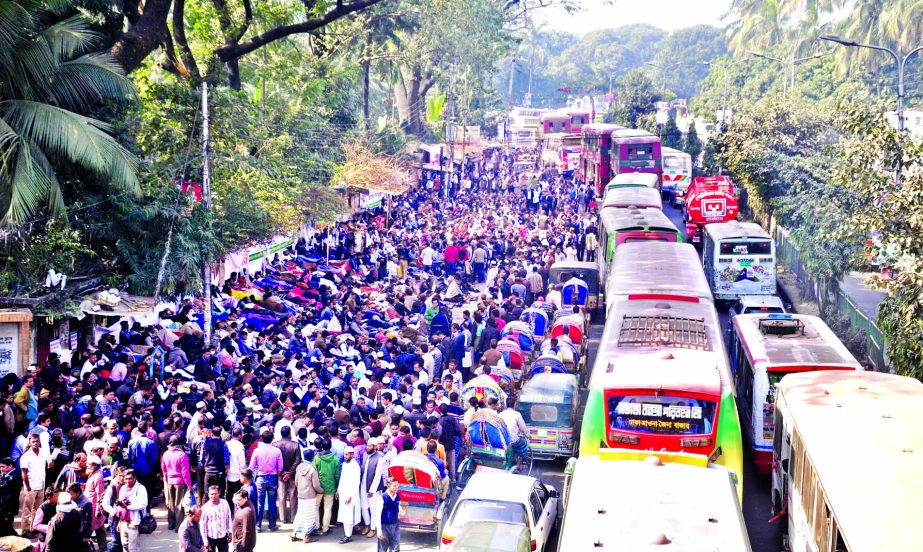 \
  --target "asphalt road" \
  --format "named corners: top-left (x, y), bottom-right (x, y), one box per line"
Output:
top-left (117, 198), bottom-right (784, 552)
